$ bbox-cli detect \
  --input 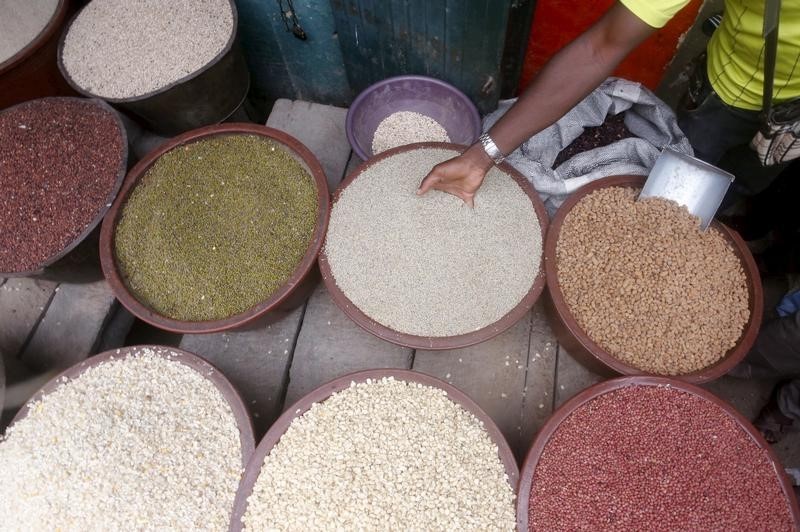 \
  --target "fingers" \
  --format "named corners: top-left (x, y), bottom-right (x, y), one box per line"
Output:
top-left (416, 169), bottom-right (441, 196)
top-left (419, 178), bottom-right (475, 207)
